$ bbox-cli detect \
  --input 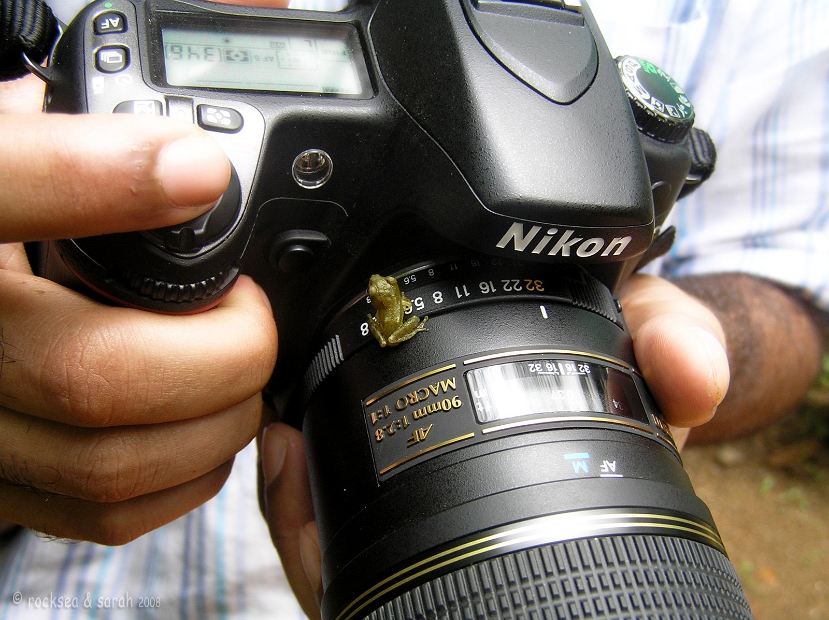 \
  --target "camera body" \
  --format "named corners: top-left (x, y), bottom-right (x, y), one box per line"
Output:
top-left (42, 1), bottom-right (750, 618)
top-left (42, 0), bottom-right (692, 387)
top-left (40, 0), bottom-right (690, 340)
